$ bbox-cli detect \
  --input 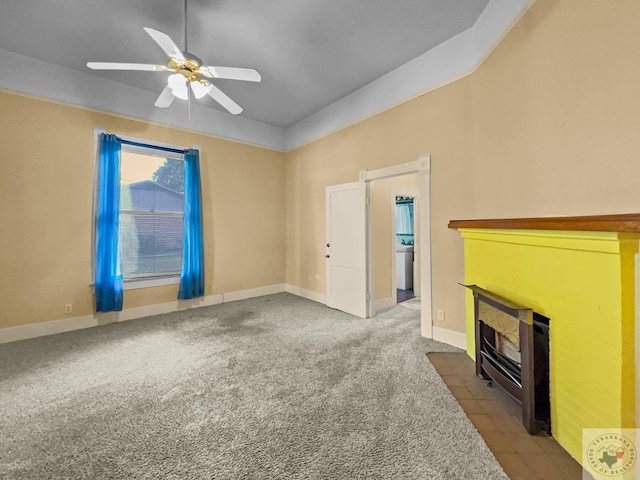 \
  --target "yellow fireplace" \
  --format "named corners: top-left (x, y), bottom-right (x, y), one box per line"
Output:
top-left (450, 214), bottom-right (638, 462)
